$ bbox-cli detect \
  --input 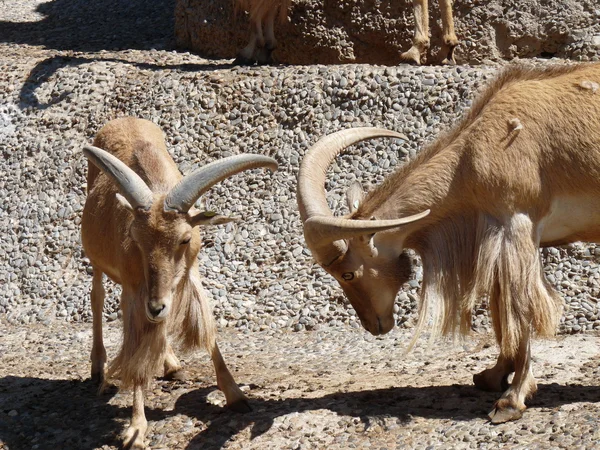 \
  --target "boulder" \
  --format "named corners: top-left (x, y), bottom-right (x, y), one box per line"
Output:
top-left (175, 0), bottom-right (600, 64)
